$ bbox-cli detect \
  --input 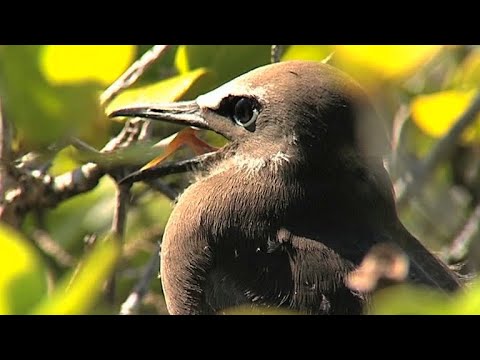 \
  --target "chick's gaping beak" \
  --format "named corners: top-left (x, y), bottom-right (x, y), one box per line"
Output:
top-left (108, 100), bottom-right (220, 185)
top-left (108, 100), bottom-right (210, 130)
